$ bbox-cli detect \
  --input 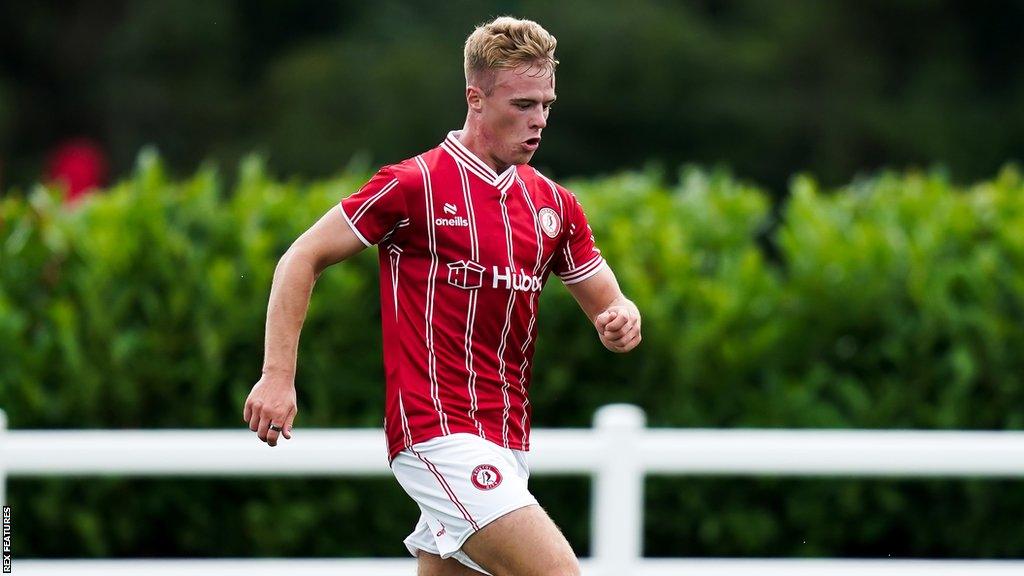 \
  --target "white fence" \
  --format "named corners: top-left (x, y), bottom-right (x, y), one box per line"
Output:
top-left (3, 404), bottom-right (1024, 575)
